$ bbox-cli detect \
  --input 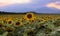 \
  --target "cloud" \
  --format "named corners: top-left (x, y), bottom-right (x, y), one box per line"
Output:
top-left (0, 0), bottom-right (31, 7)
top-left (46, 1), bottom-right (60, 9)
